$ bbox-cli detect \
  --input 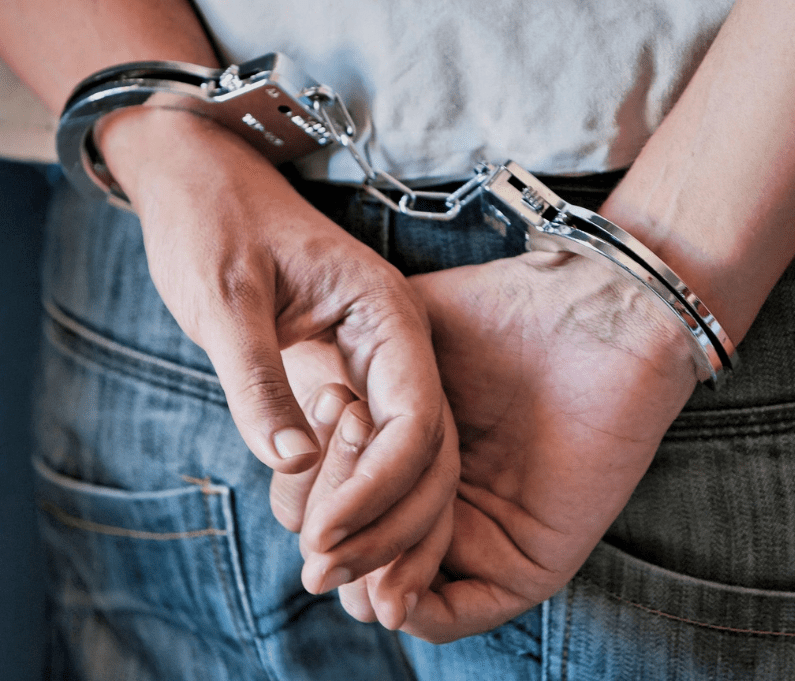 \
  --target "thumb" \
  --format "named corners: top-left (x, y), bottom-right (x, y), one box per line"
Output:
top-left (202, 316), bottom-right (321, 474)
top-left (270, 383), bottom-right (356, 532)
